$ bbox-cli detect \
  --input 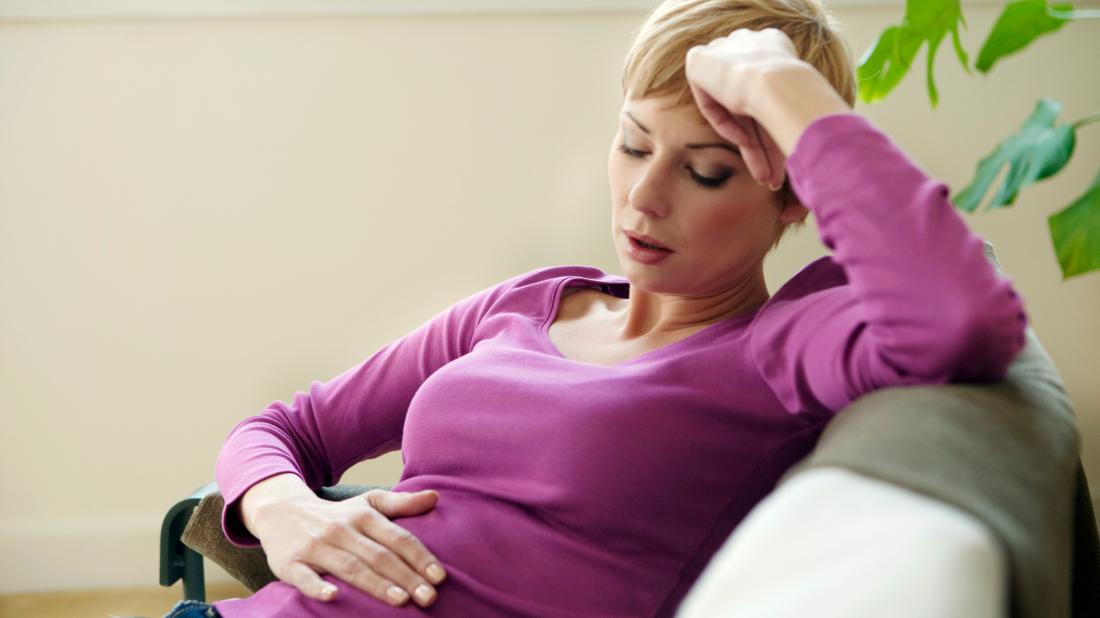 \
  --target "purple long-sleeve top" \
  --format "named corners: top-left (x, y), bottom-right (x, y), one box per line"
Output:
top-left (212, 113), bottom-right (1028, 617)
